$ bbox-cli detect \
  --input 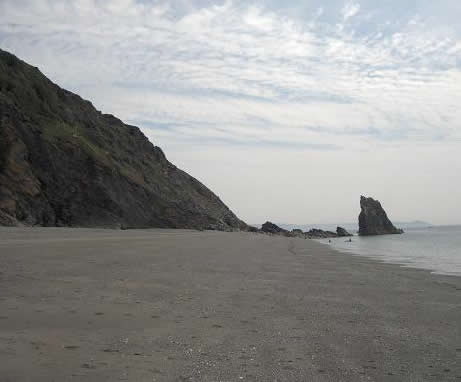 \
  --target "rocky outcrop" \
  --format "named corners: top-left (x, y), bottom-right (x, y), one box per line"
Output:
top-left (261, 221), bottom-right (287, 234)
top-left (0, 49), bottom-right (247, 230)
top-left (259, 224), bottom-right (351, 239)
top-left (290, 229), bottom-right (304, 238)
top-left (336, 226), bottom-right (352, 237)
top-left (305, 229), bottom-right (338, 239)
top-left (0, 209), bottom-right (21, 226)
top-left (358, 196), bottom-right (403, 236)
